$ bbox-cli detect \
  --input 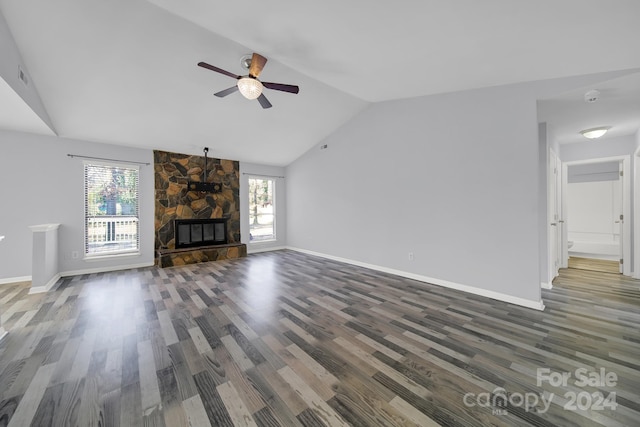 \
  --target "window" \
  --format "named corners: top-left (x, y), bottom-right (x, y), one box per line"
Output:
top-left (84, 162), bottom-right (139, 257)
top-left (248, 177), bottom-right (275, 242)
